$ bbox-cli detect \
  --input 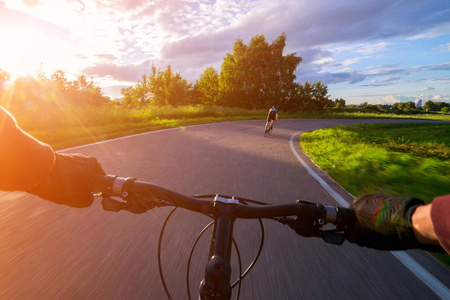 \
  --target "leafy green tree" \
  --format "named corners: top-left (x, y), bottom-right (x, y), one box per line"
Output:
top-left (423, 100), bottom-right (437, 111)
top-left (194, 66), bottom-right (219, 105)
top-left (218, 38), bottom-right (248, 107)
top-left (219, 33), bottom-right (302, 109)
top-left (120, 85), bottom-right (137, 107)
top-left (335, 98), bottom-right (346, 107)
top-left (359, 102), bottom-right (369, 107)
top-left (121, 65), bottom-right (193, 107)
top-left (310, 81), bottom-right (329, 112)
top-left (293, 81), bottom-right (329, 112)
top-left (422, 100), bottom-right (450, 112)
top-left (157, 65), bottom-right (192, 106)
top-left (403, 101), bottom-right (416, 111)
top-left (392, 102), bottom-right (405, 110)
